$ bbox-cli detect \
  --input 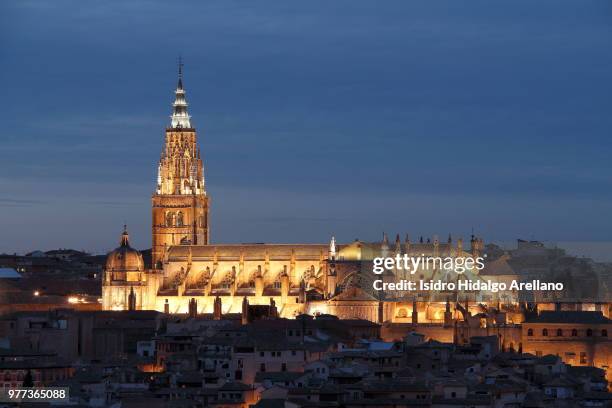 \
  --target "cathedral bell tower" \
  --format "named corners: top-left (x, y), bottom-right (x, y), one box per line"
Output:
top-left (152, 61), bottom-right (209, 268)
